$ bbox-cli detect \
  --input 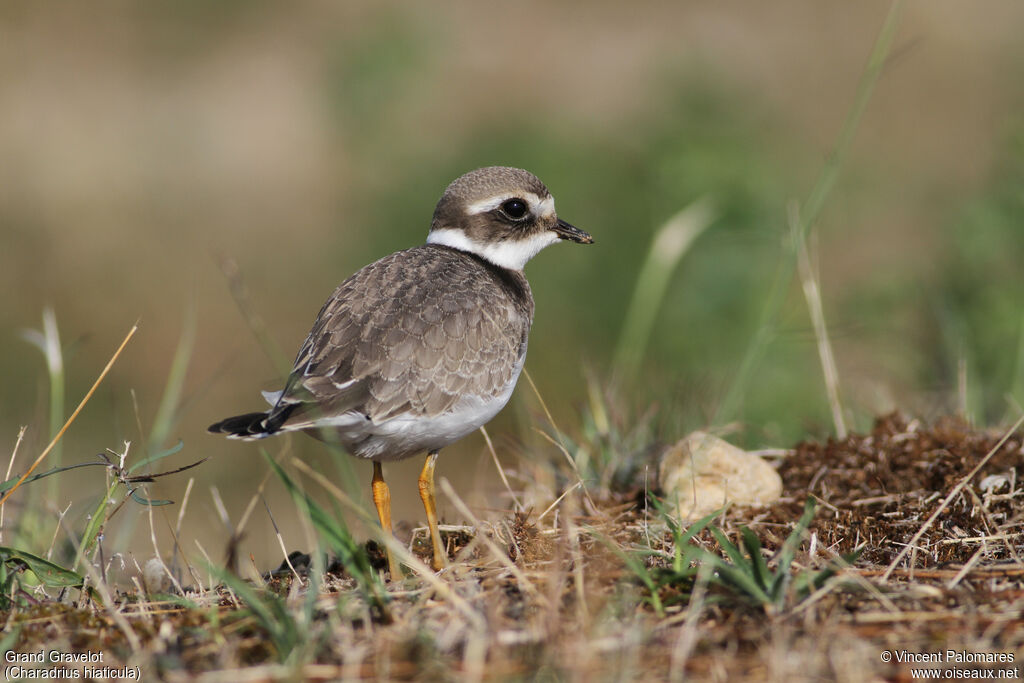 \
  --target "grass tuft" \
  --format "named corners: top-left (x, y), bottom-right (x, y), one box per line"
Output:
top-left (261, 450), bottom-right (390, 617)
top-left (627, 497), bottom-right (860, 617)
